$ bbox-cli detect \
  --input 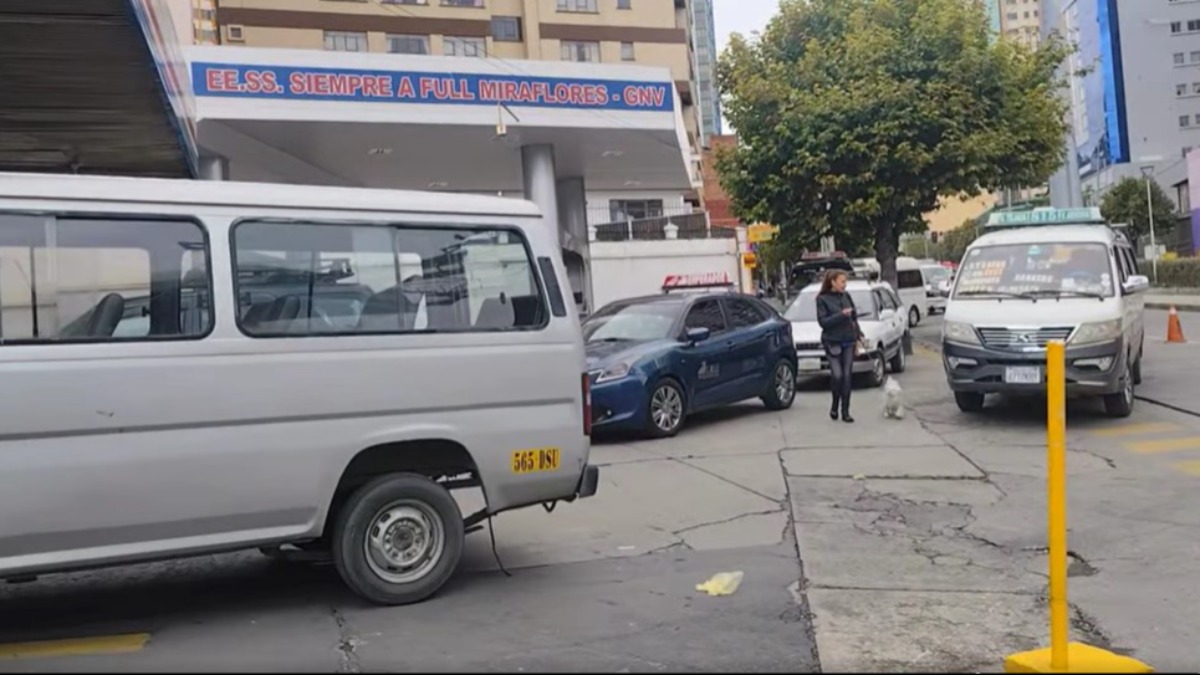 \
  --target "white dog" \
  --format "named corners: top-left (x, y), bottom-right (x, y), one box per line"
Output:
top-left (881, 377), bottom-right (905, 420)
